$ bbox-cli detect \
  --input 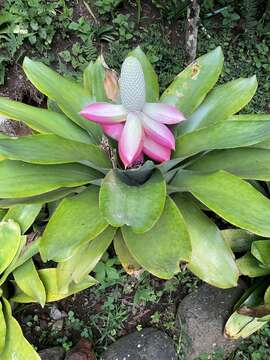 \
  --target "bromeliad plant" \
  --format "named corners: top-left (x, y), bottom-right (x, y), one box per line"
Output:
top-left (1, 45), bottom-right (270, 351)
